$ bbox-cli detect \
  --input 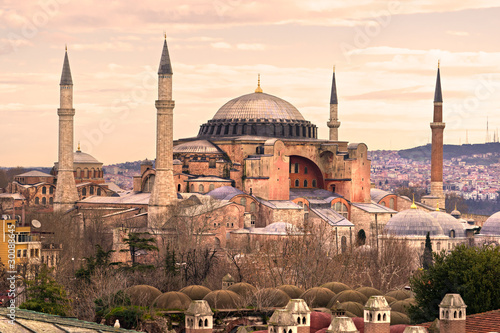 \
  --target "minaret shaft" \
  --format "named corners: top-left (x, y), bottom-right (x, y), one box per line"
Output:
top-left (54, 51), bottom-right (79, 211)
top-left (148, 39), bottom-right (176, 227)
top-left (327, 67), bottom-right (340, 141)
top-left (430, 66), bottom-right (445, 209)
